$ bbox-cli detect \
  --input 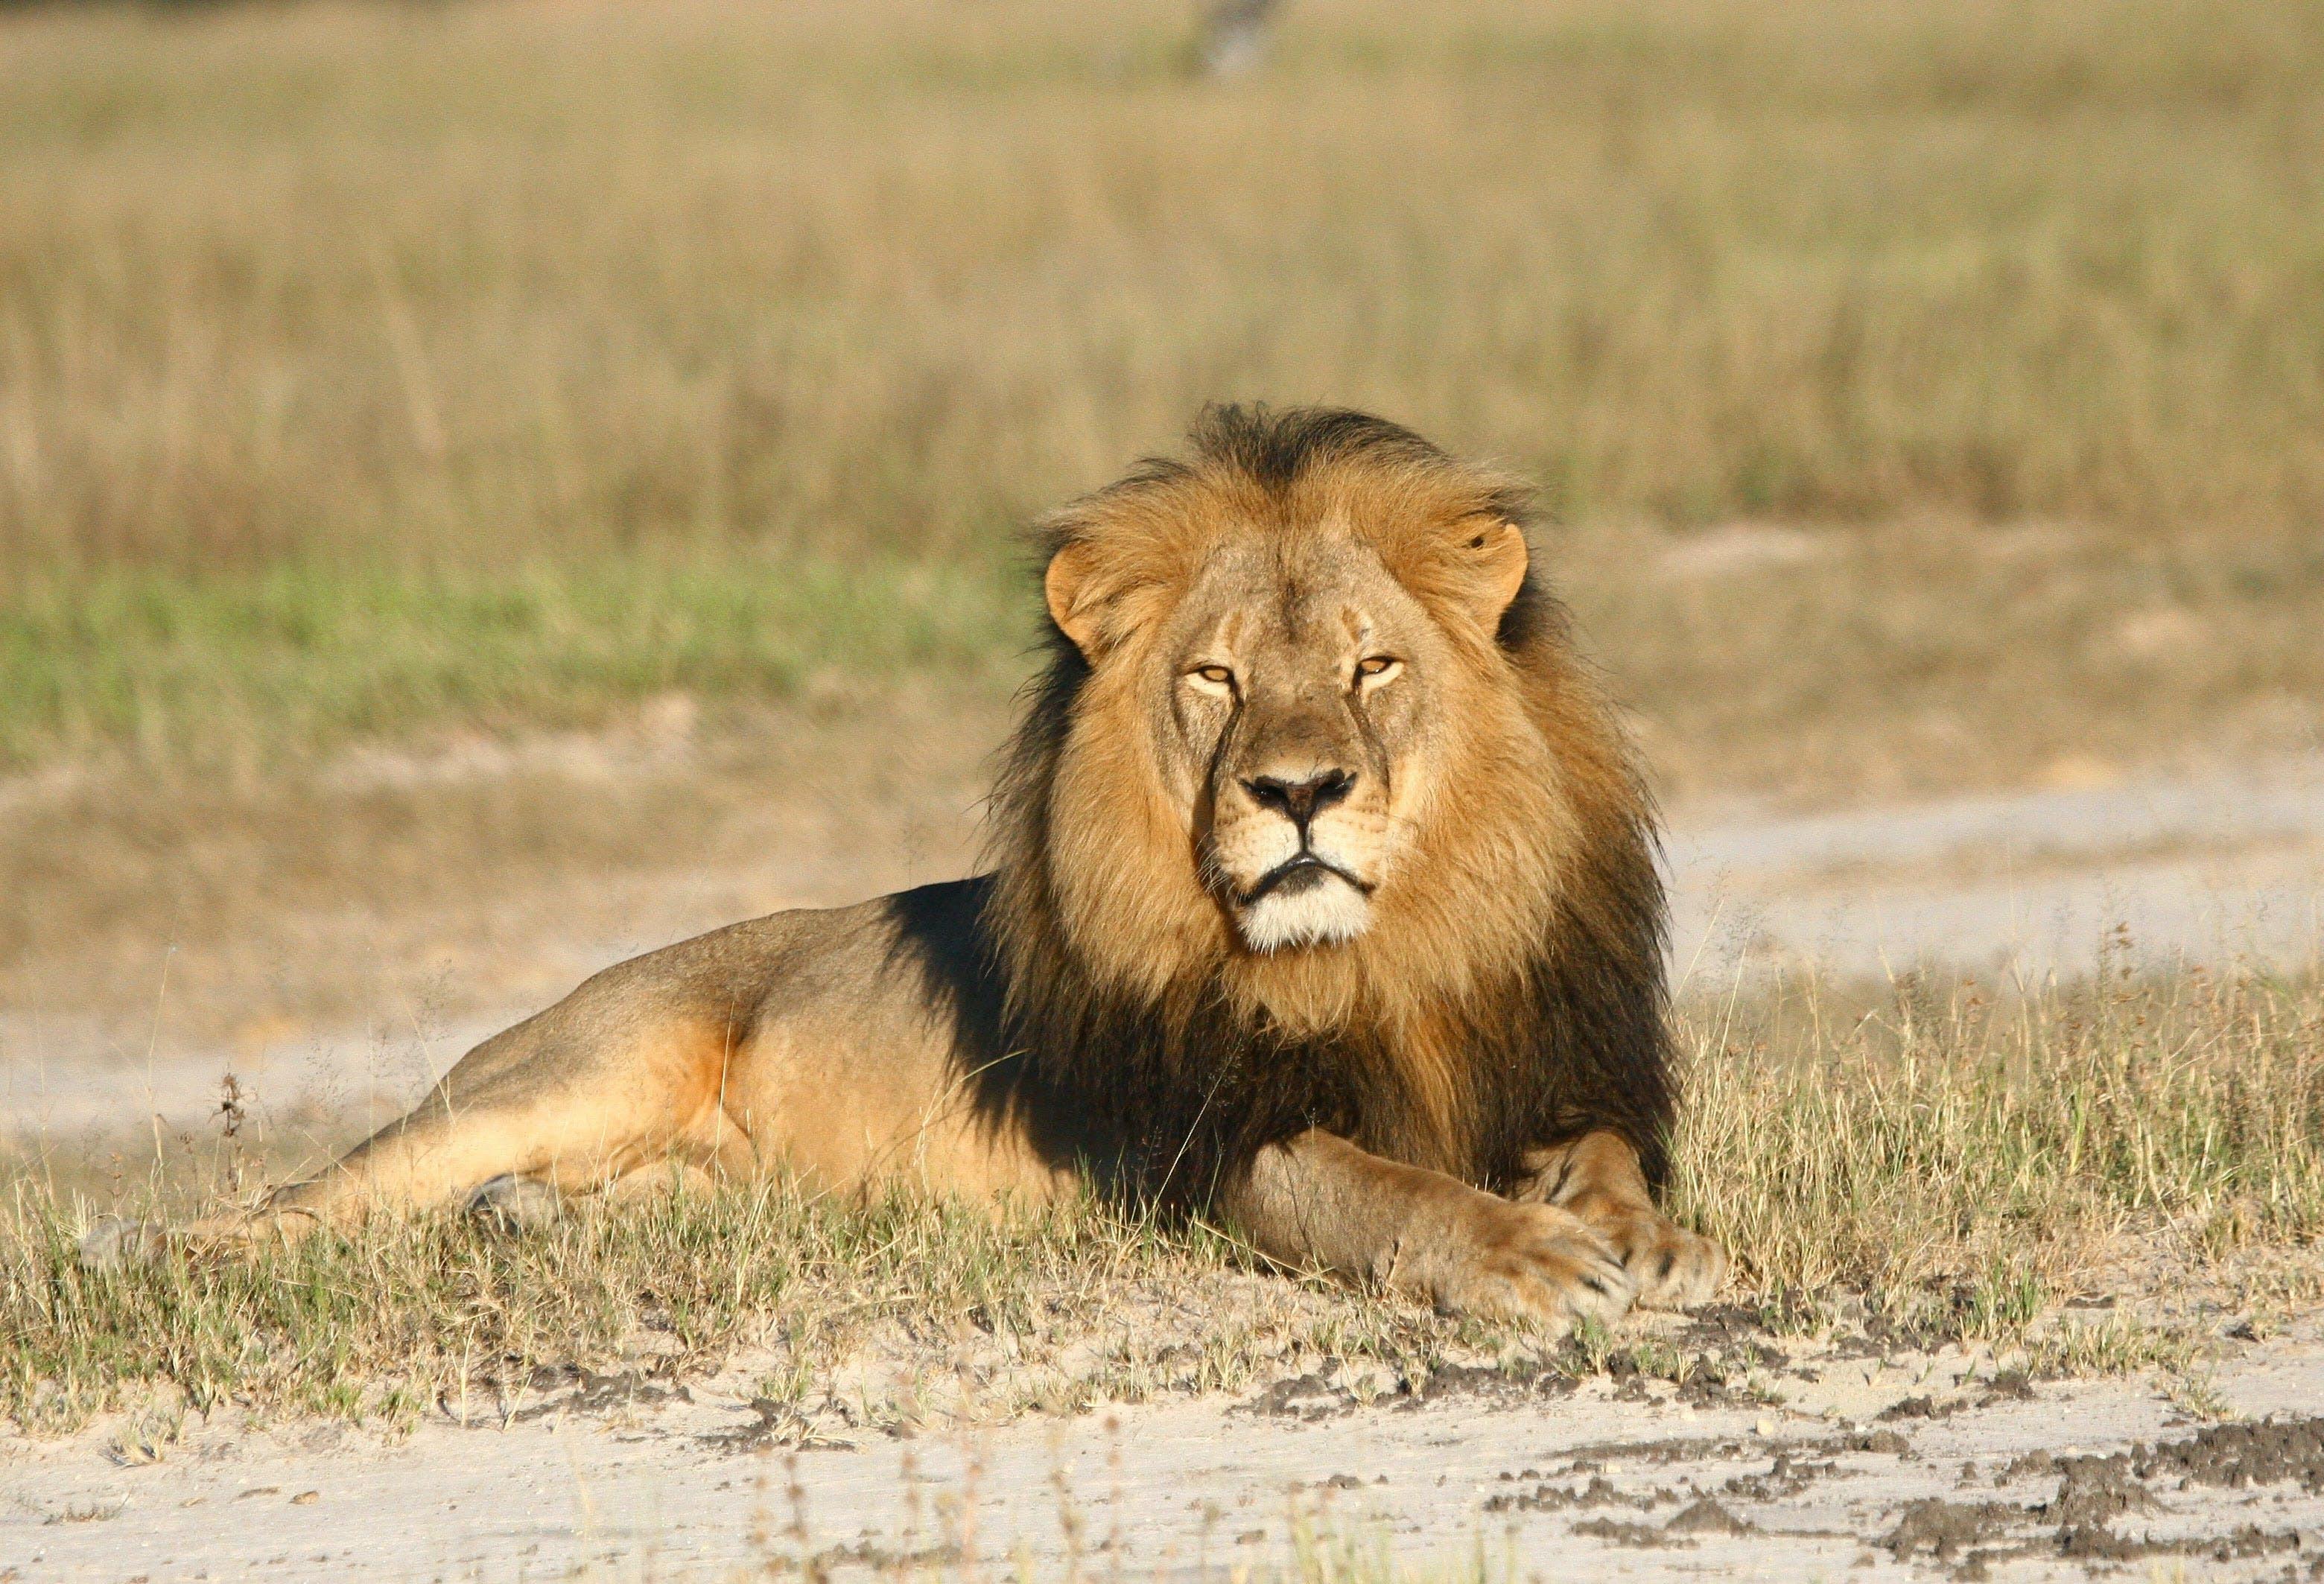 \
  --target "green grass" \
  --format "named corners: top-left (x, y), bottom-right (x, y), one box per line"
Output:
top-left (0, 553), bottom-right (1029, 769)
top-left (4, 1183), bottom-right (1146, 1433)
